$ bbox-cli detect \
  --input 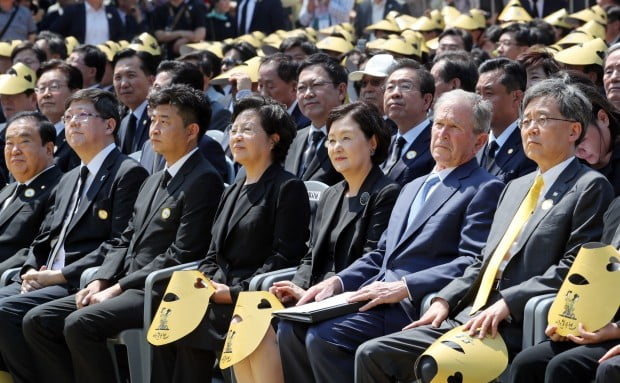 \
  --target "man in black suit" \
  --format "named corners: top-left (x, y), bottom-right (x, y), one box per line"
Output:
top-left (50, 0), bottom-right (135, 44)
top-left (140, 60), bottom-right (228, 181)
top-left (355, 79), bottom-right (614, 383)
top-left (0, 112), bottom-right (62, 275)
top-left (0, 88), bottom-right (148, 383)
top-left (380, 59), bottom-right (436, 186)
top-left (284, 54), bottom-right (344, 186)
top-left (235, 0), bottom-right (287, 36)
top-left (113, 49), bottom-right (157, 155)
top-left (35, 60), bottom-right (82, 172)
top-left (476, 58), bottom-right (537, 183)
top-left (22, 85), bottom-right (224, 383)
top-left (354, 0), bottom-right (406, 38)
